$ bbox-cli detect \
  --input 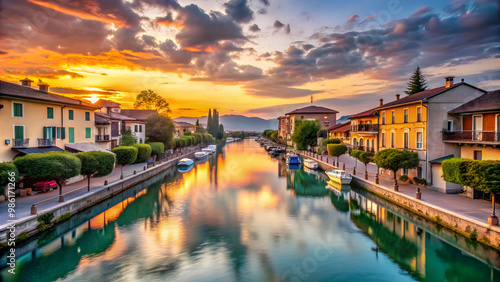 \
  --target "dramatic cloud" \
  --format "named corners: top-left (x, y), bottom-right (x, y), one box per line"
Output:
top-left (249, 24), bottom-right (261, 32)
top-left (224, 0), bottom-right (254, 23)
